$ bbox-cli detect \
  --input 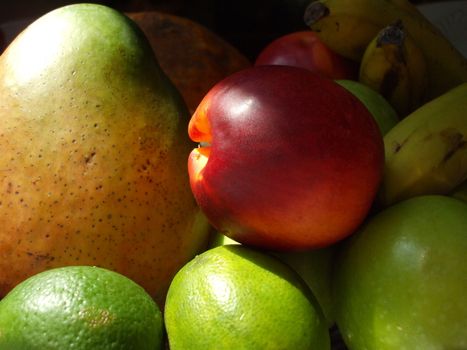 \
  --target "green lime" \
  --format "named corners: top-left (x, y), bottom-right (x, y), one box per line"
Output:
top-left (209, 231), bottom-right (336, 327)
top-left (165, 244), bottom-right (330, 349)
top-left (0, 266), bottom-right (164, 349)
top-left (274, 247), bottom-right (337, 328)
